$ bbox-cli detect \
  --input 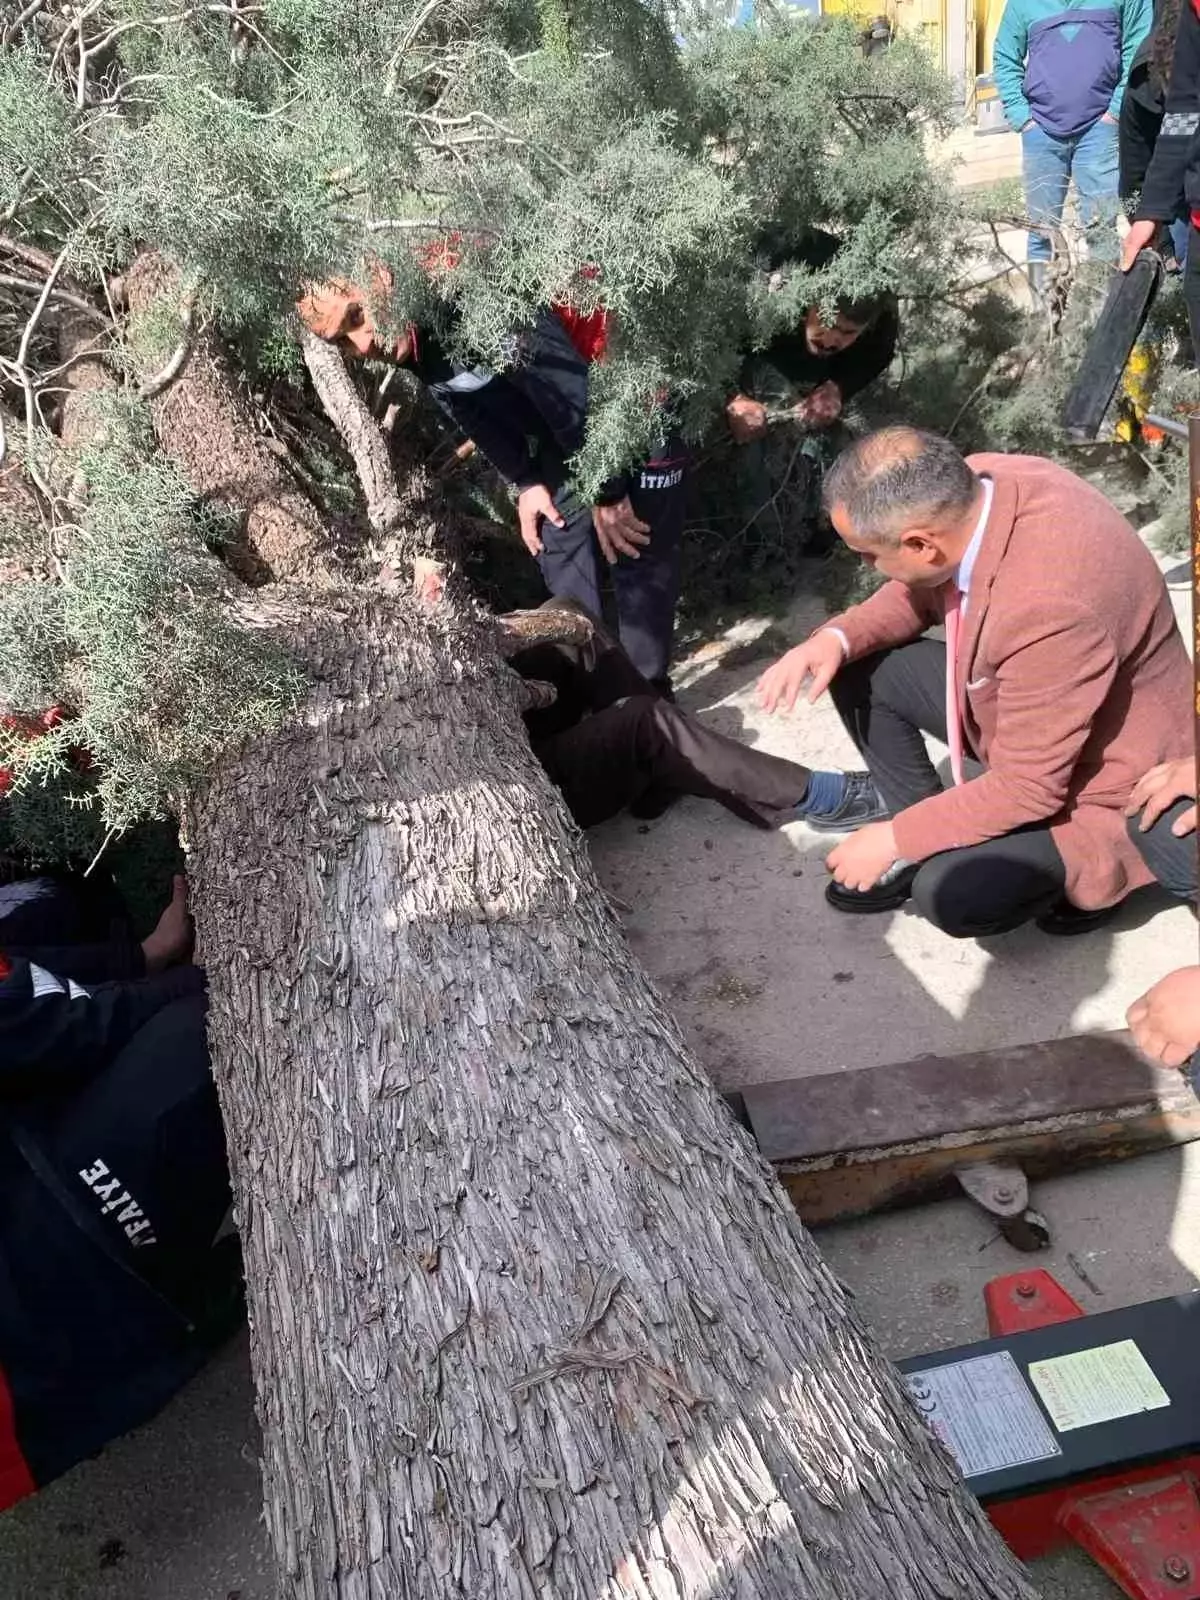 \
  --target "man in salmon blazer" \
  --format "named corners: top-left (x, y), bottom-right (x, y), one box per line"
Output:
top-left (756, 426), bottom-right (1193, 938)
